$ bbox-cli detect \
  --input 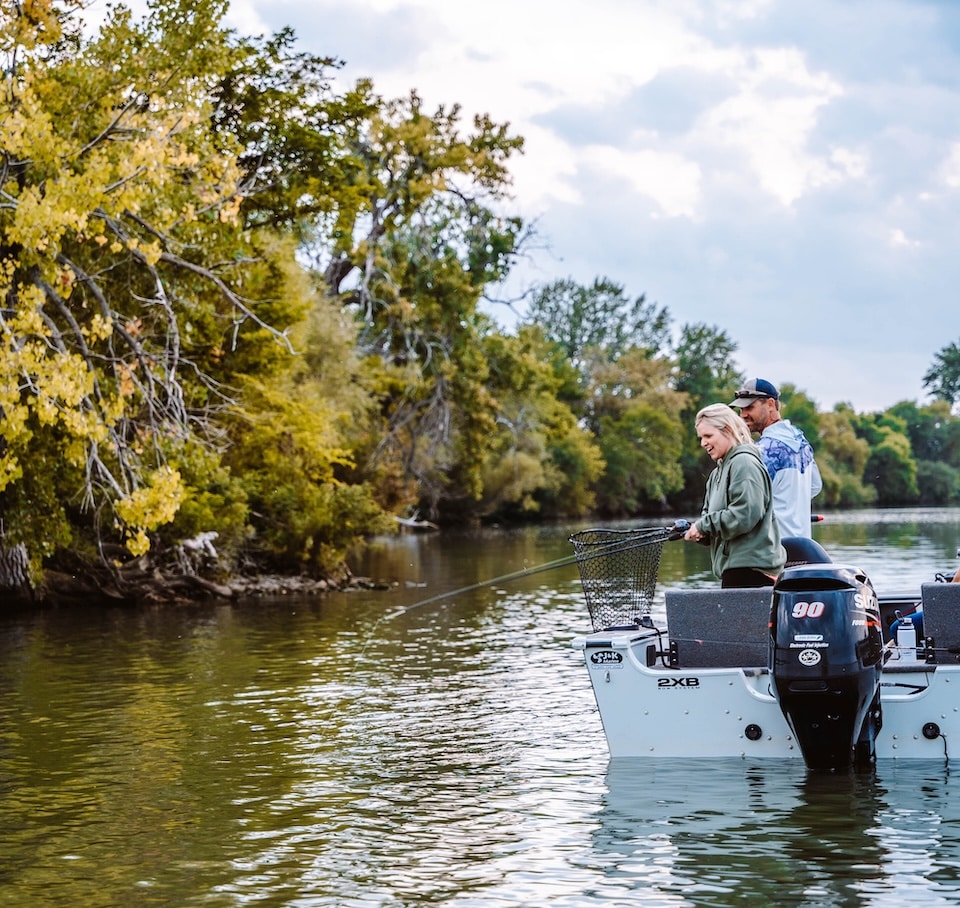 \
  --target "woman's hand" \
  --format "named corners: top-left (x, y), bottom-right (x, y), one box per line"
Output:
top-left (684, 523), bottom-right (704, 542)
